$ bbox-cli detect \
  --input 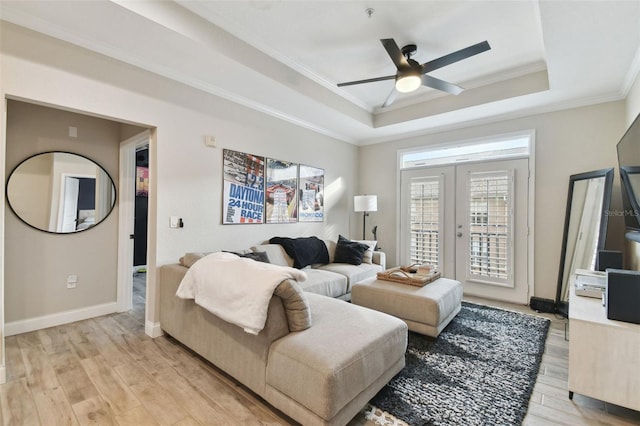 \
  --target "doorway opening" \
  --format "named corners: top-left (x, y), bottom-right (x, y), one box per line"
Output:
top-left (60, 175), bottom-right (96, 232)
top-left (132, 146), bottom-right (149, 323)
top-left (117, 131), bottom-right (151, 325)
